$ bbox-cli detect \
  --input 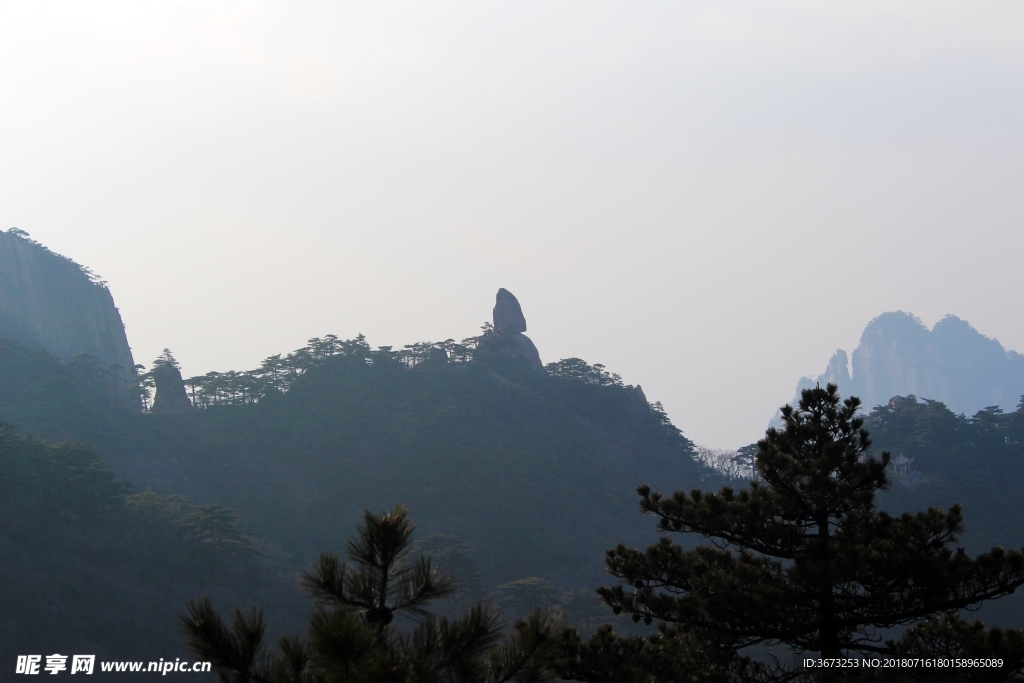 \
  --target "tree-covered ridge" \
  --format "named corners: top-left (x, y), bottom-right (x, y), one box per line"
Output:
top-left (0, 331), bottom-right (700, 602)
top-left (864, 395), bottom-right (1024, 479)
top-left (176, 332), bottom-right (465, 408)
top-left (708, 395), bottom-right (1024, 500)
top-left (149, 331), bottom-right (666, 419)
top-left (7, 325), bottom-right (686, 454)
top-left (862, 395), bottom-right (1024, 555)
top-left (0, 416), bottom-right (298, 668)
top-left (166, 335), bottom-right (677, 451)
